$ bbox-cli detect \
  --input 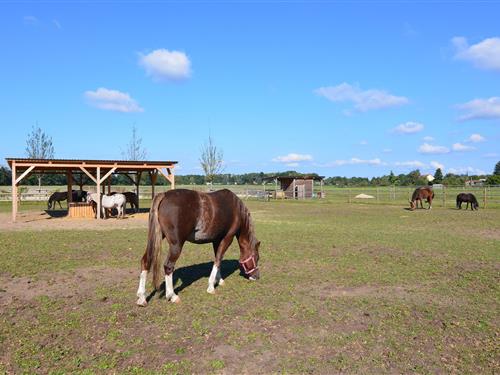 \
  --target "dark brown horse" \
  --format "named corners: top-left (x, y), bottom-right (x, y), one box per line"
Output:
top-left (47, 190), bottom-right (87, 210)
top-left (111, 191), bottom-right (139, 212)
top-left (136, 189), bottom-right (261, 306)
top-left (456, 193), bottom-right (479, 210)
top-left (409, 187), bottom-right (434, 210)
